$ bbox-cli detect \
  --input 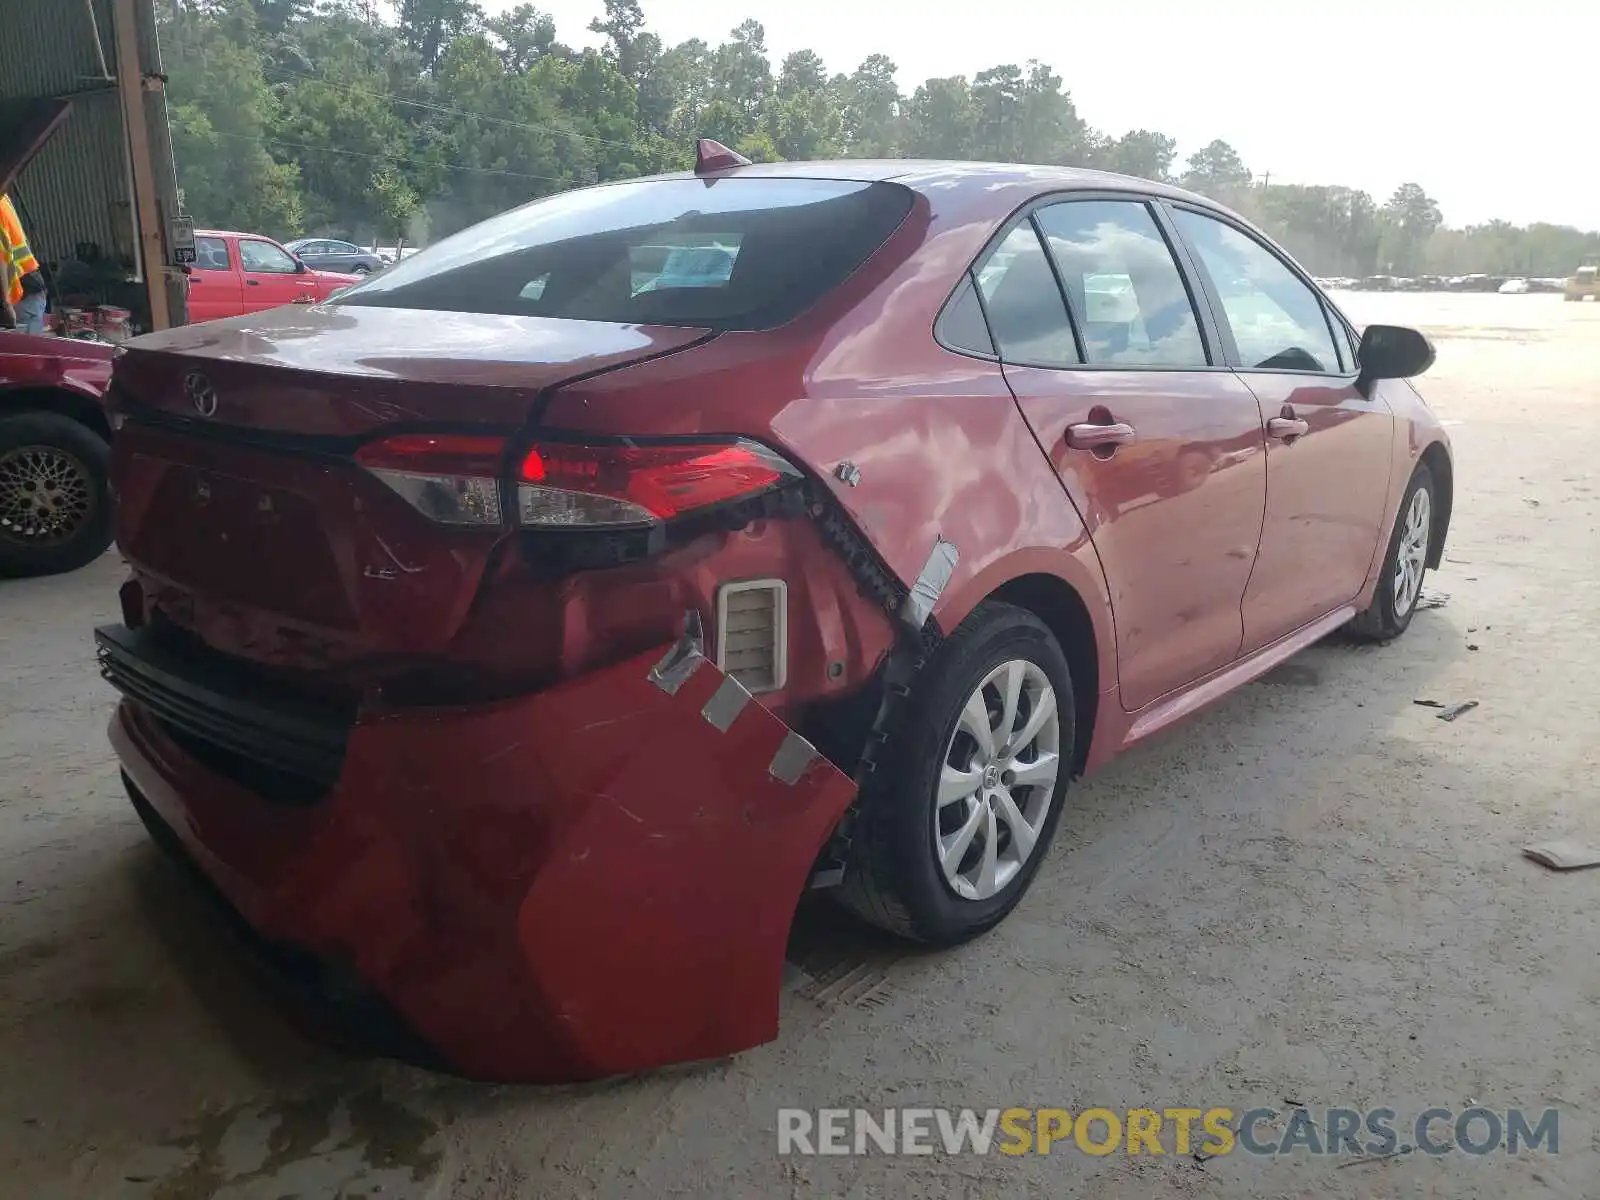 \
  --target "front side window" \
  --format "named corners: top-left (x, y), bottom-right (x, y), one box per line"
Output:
top-left (194, 236), bottom-right (230, 271)
top-left (332, 241), bottom-right (361, 254)
top-left (1171, 208), bottom-right (1340, 373)
top-left (335, 177), bottom-right (914, 330)
top-left (1034, 200), bottom-right (1208, 368)
top-left (973, 223), bottom-right (1078, 367)
top-left (239, 239), bottom-right (299, 274)
top-left (1329, 311), bottom-right (1358, 372)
